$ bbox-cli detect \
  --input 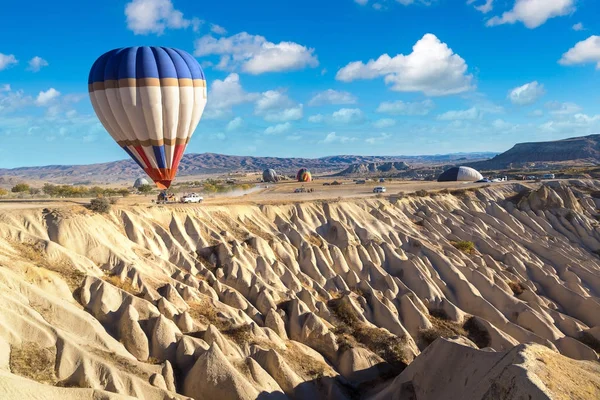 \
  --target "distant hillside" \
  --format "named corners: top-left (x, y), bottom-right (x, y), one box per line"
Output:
top-left (469, 134), bottom-right (600, 170)
top-left (335, 161), bottom-right (411, 176)
top-left (0, 151), bottom-right (497, 185)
